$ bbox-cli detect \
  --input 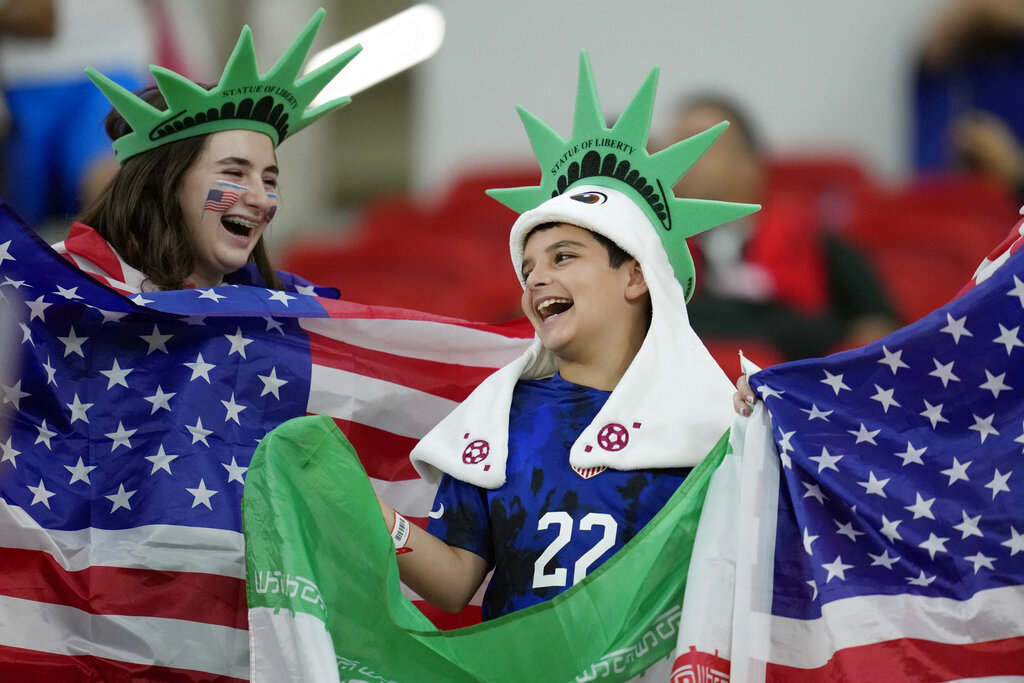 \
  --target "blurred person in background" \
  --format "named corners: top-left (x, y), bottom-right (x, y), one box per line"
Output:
top-left (916, 0), bottom-right (1024, 200)
top-left (669, 94), bottom-right (899, 361)
top-left (0, 0), bottom-right (154, 238)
